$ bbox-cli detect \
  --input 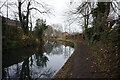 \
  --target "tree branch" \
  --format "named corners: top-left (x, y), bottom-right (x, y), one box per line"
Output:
top-left (0, 0), bottom-right (7, 9)
top-left (29, 7), bottom-right (48, 14)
